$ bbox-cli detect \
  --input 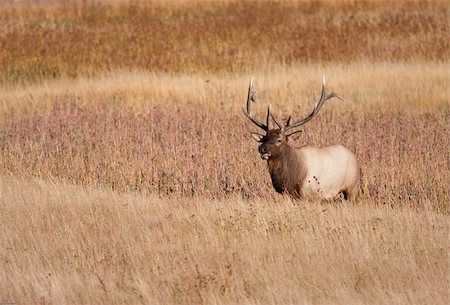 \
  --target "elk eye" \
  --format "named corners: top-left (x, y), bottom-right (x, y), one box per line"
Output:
top-left (277, 139), bottom-right (282, 143)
